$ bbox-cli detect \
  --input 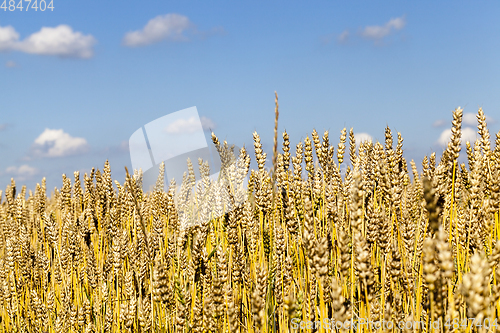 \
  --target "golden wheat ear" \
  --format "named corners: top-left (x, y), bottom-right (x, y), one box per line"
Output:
top-left (4, 98), bottom-right (500, 331)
